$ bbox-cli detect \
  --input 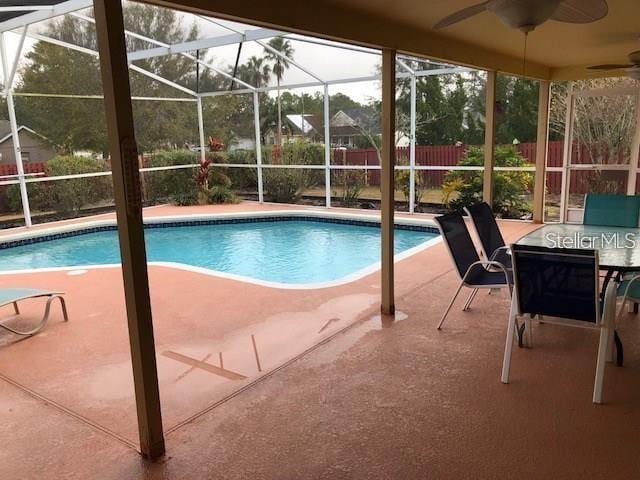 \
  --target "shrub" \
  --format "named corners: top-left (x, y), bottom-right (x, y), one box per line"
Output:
top-left (226, 149), bottom-right (258, 191)
top-left (171, 189), bottom-right (199, 206)
top-left (144, 150), bottom-right (197, 204)
top-left (331, 169), bottom-right (365, 206)
top-left (393, 152), bottom-right (425, 208)
top-left (263, 142), bottom-right (323, 203)
top-left (442, 146), bottom-right (533, 217)
top-left (9, 156), bottom-right (112, 216)
top-left (207, 185), bottom-right (239, 204)
top-left (207, 151), bottom-right (232, 190)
